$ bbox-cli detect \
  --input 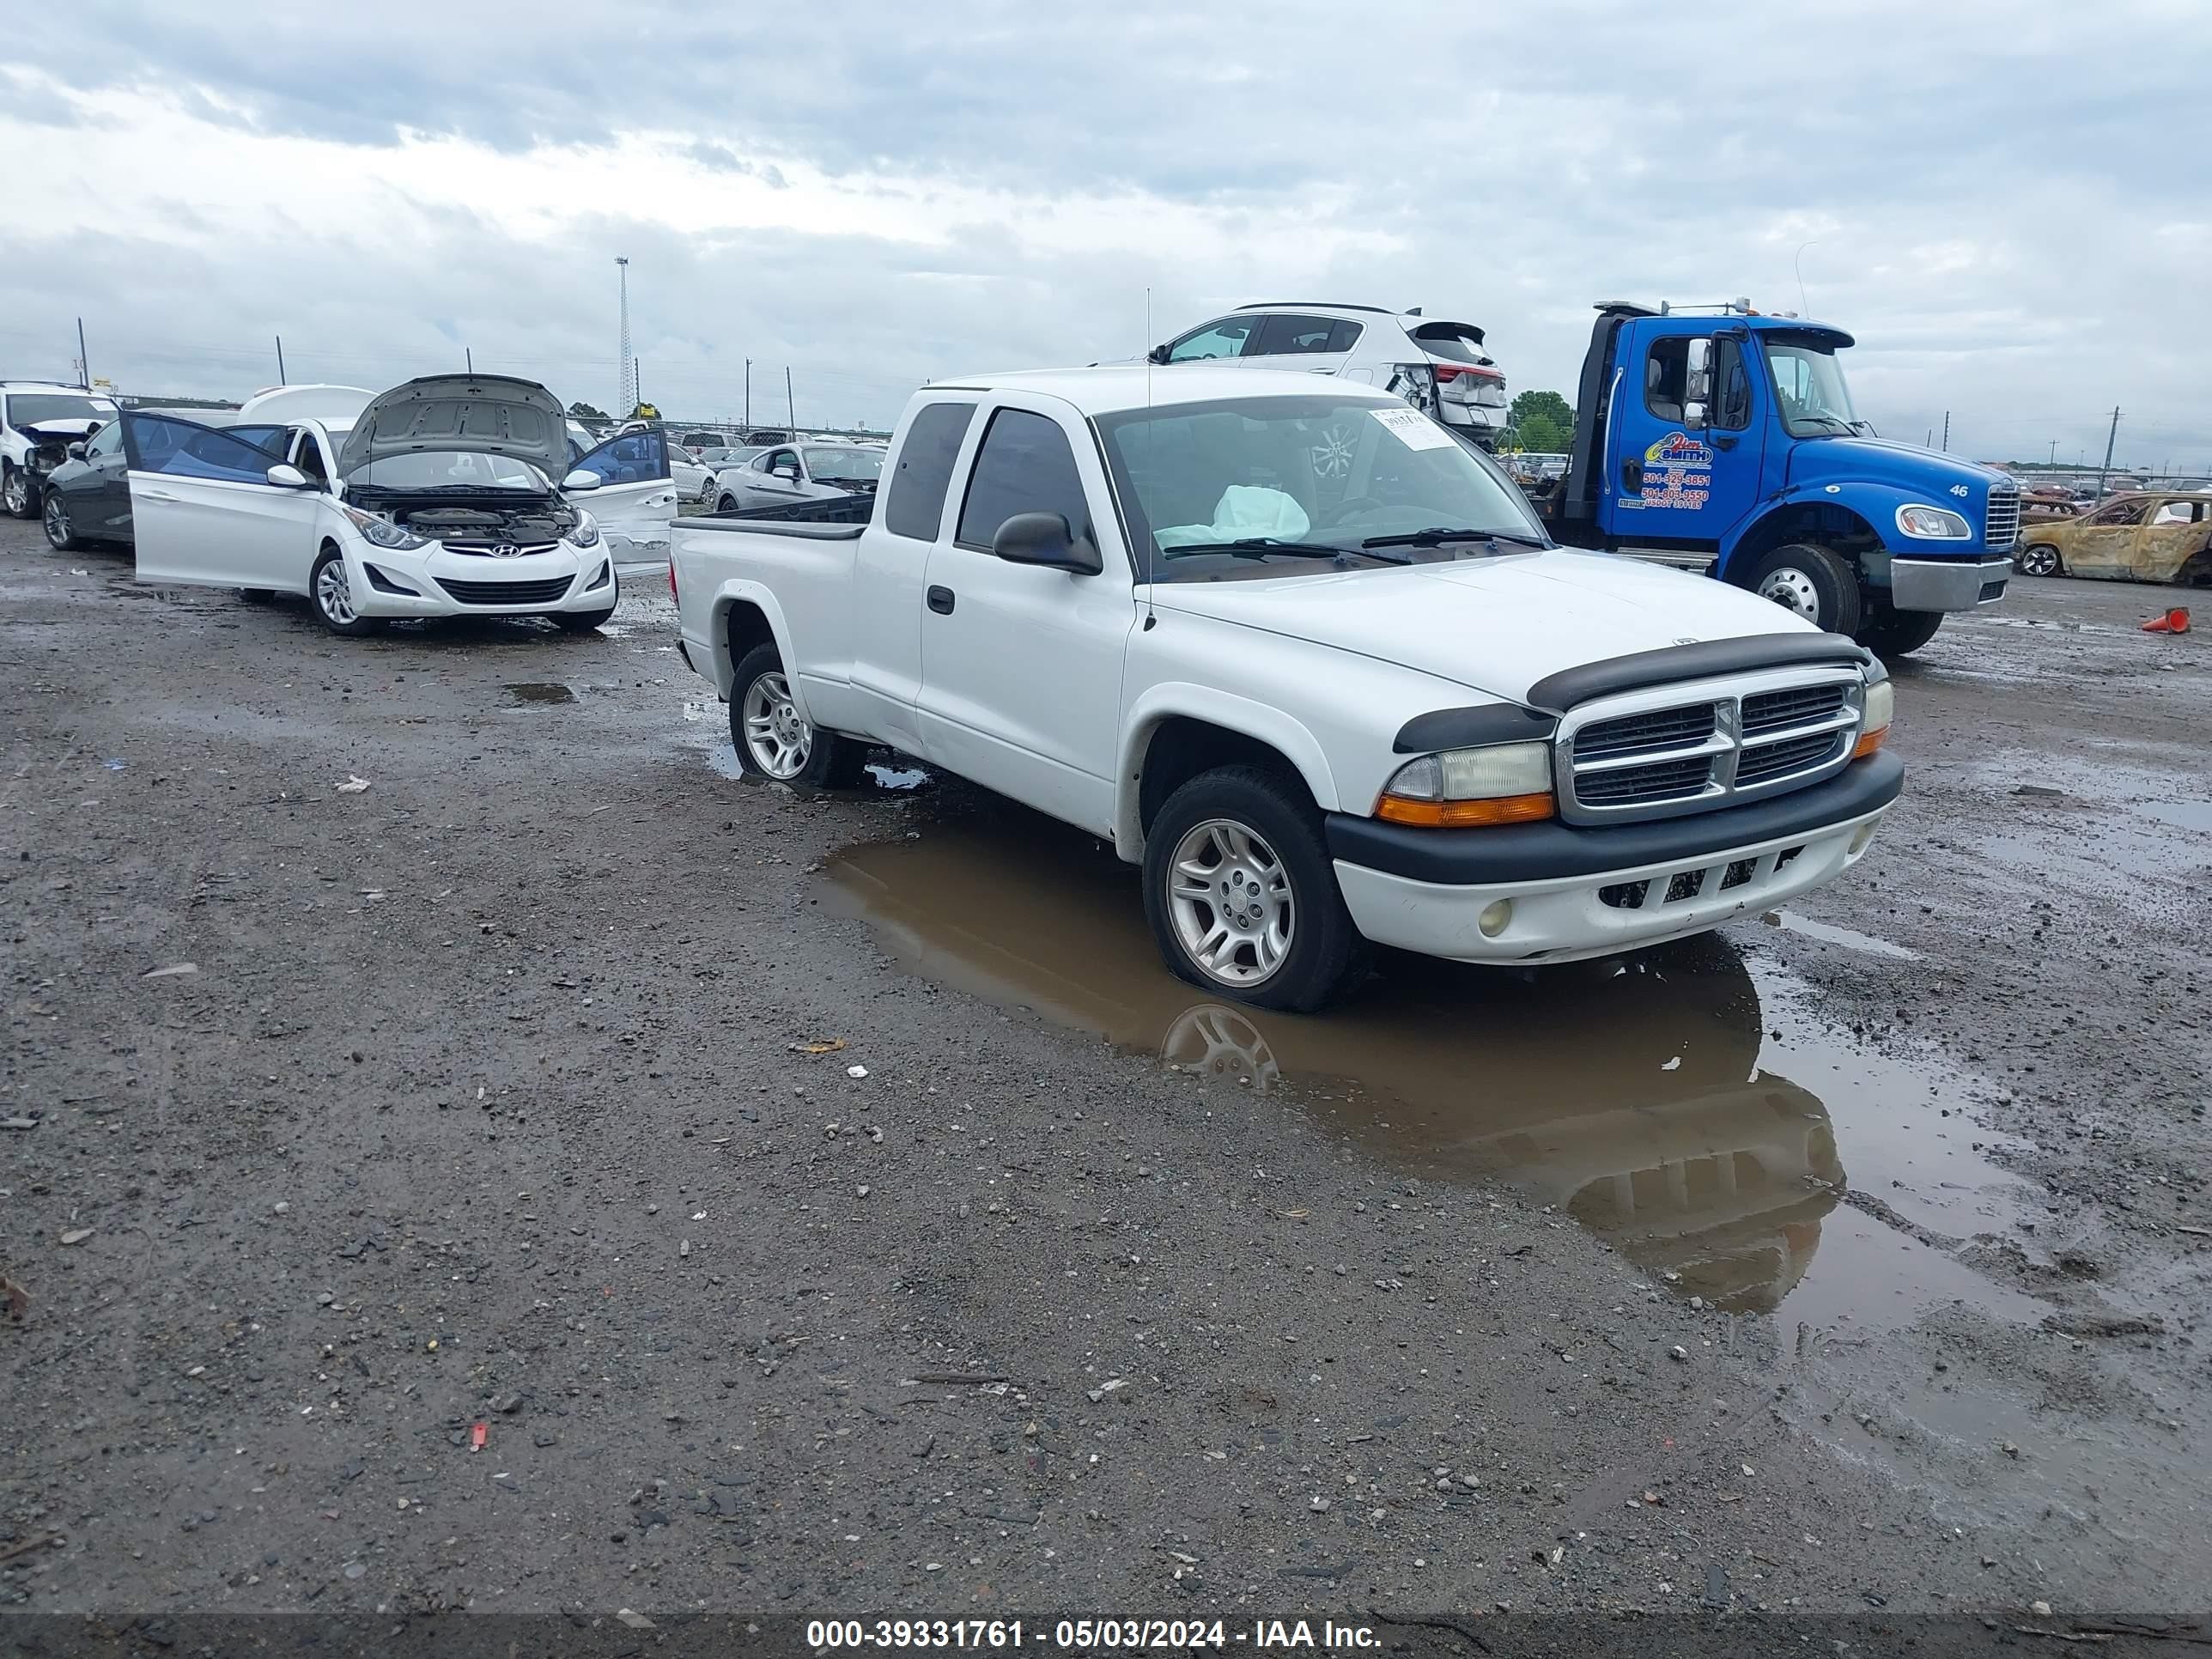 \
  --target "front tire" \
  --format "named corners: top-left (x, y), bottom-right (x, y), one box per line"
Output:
top-left (715, 493), bottom-right (741, 514)
top-left (727, 642), bottom-right (864, 787)
top-left (3, 464), bottom-right (36, 520)
top-left (1742, 542), bottom-right (1863, 636)
top-left (1856, 603), bottom-right (1944, 658)
top-left (308, 545), bottom-right (380, 636)
top-left (42, 489), bottom-right (82, 550)
top-left (1142, 764), bottom-right (1369, 1012)
top-left (2019, 543), bottom-right (2063, 578)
